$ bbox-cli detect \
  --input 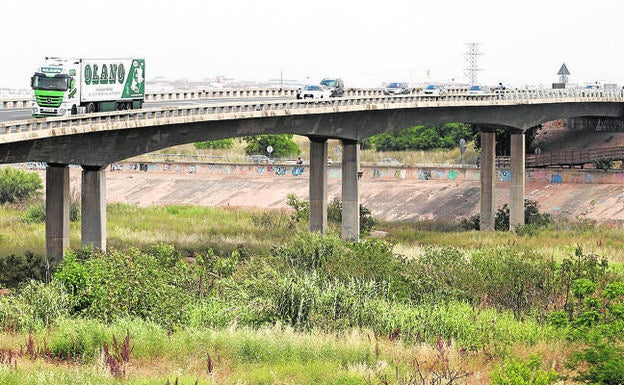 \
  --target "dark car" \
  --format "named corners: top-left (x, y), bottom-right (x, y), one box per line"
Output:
top-left (320, 78), bottom-right (345, 97)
